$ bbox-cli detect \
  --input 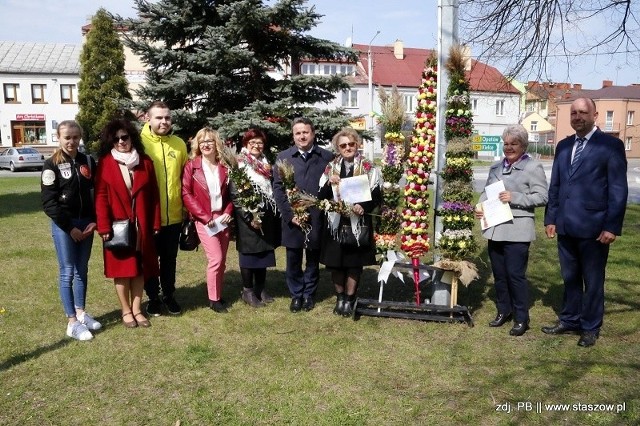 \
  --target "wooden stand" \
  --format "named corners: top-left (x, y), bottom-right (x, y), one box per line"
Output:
top-left (353, 261), bottom-right (473, 326)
